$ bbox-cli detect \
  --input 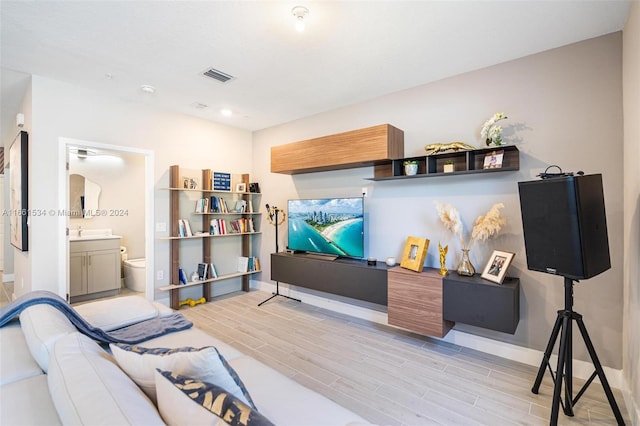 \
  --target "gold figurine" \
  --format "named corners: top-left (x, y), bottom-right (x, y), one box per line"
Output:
top-left (438, 243), bottom-right (449, 276)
